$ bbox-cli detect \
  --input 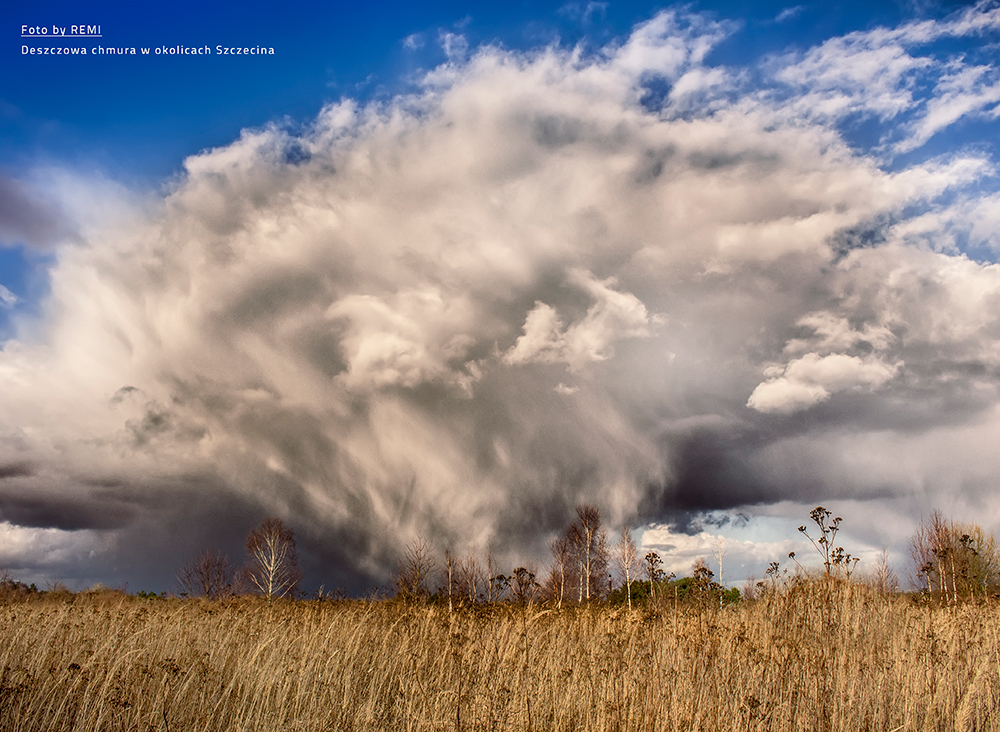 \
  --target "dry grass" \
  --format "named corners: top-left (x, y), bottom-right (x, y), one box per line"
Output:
top-left (1, 581), bottom-right (998, 731)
